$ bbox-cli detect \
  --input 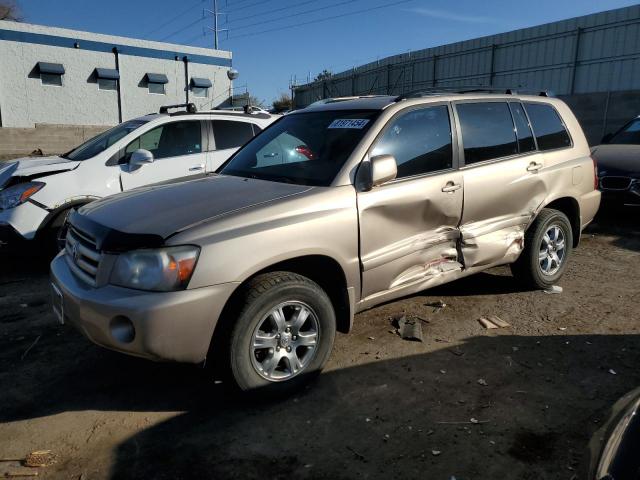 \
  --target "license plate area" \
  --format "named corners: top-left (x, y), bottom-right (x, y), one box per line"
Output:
top-left (51, 283), bottom-right (64, 325)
